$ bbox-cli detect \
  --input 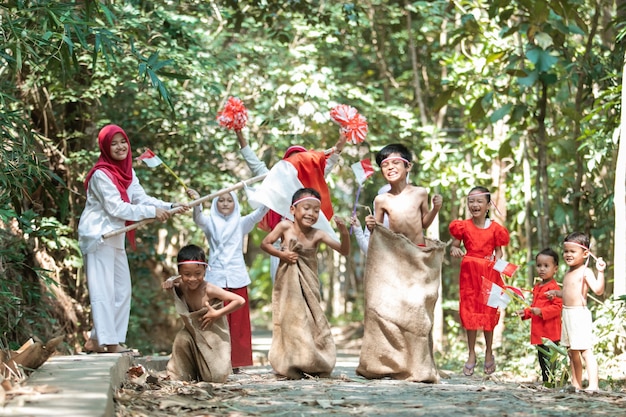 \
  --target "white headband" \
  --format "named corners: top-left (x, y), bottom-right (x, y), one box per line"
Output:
top-left (380, 156), bottom-right (410, 165)
top-left (292, 196), bottom-right (321, 206)
top-left (177, 261), bottom-right (209, 266)
top-left (563, 241), bottom-right (598, 260)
